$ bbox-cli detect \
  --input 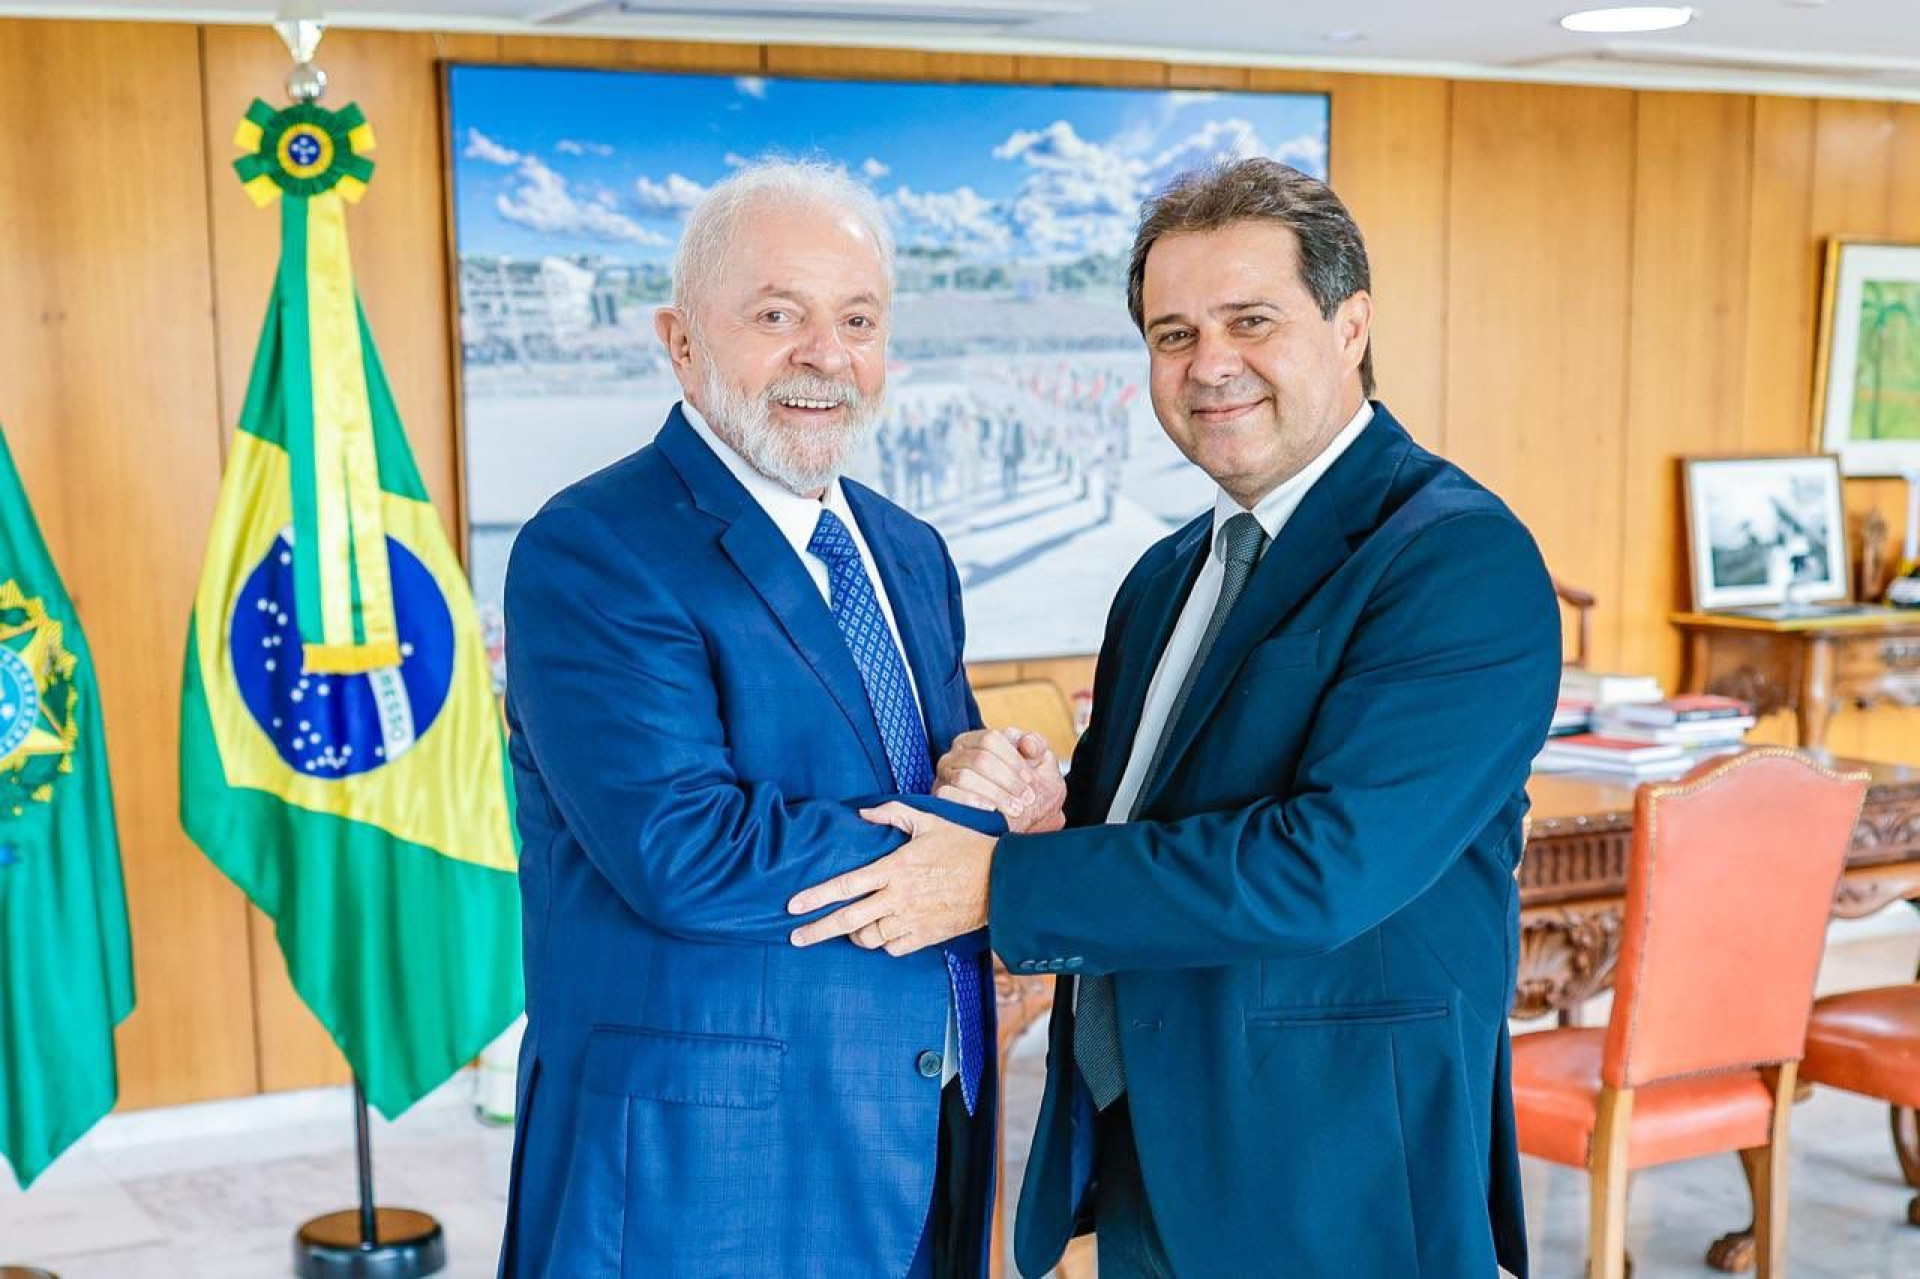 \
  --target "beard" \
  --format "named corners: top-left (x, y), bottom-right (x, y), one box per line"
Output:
top-left (694, 335), bottom-right (884, 496)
